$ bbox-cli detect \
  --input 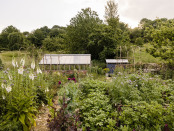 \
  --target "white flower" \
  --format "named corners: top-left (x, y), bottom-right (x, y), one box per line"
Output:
top-left (29, 73), bottom-right (35, 80)
top-left (20, 58), bottom-right (25, 66)
top-left (45, 88), bottom-right (49, 92)
top-left (8, 74), bottom-right (12, 80)
top-left (6, 85), bottom-right (12, 93)
top-left (2, 95), bottom-right (5, 99)
top-left (16, 62), bottom-right (18, 67)
top-left (1, 83), bottom-right (5, 89)
top-left (12, 59), bottom-right (16, 67)
top-left (18, 66), bottom-right (24, 75)
top-left (37, 68), bottom-right (42, 74)
top-left (31, 61), bottom-right (35, 69)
